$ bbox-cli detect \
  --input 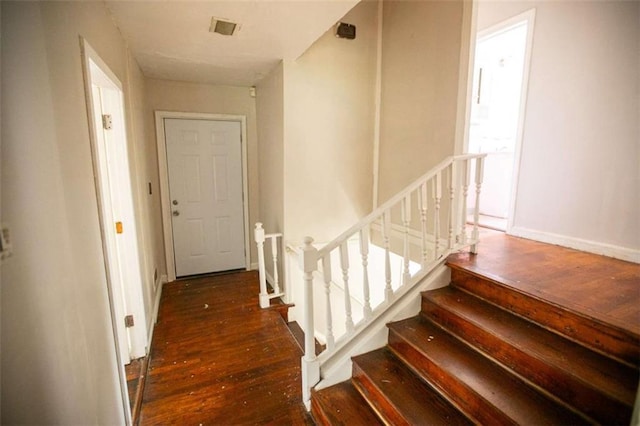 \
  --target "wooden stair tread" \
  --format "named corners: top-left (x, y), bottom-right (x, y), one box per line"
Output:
top-left (446, 235), bottom-right (640, 336)
top-left (311, 382), bottom-right (382, 426)
top-left (352, 348), bottom-right (473, 426)
top-left (423, 286), bottom-right (638, 412)
top-left (447, 264), bottom-right (640, 367)
top-left (388, 316), bottom-right (589, 425)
